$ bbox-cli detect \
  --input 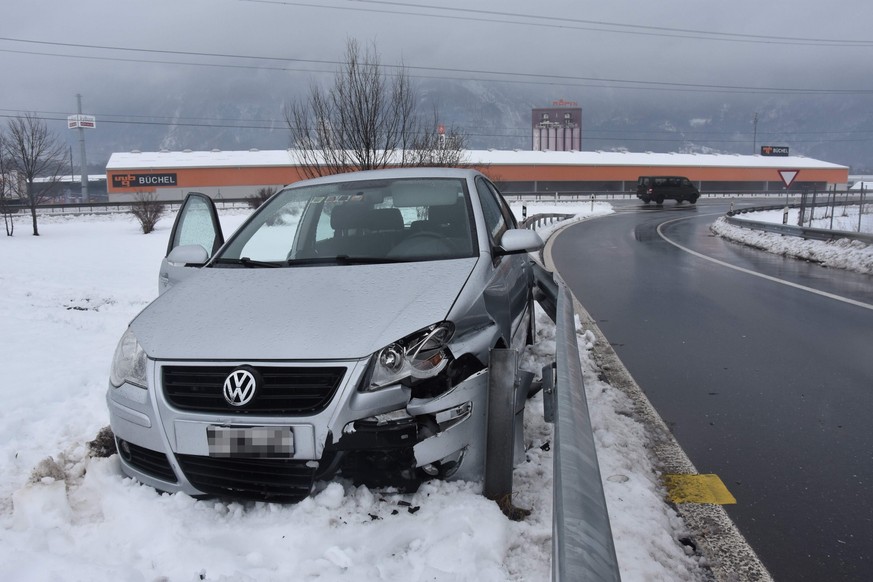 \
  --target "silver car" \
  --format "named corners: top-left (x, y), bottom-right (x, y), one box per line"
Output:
top-left (106, 167), bottom-right (543, 501)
